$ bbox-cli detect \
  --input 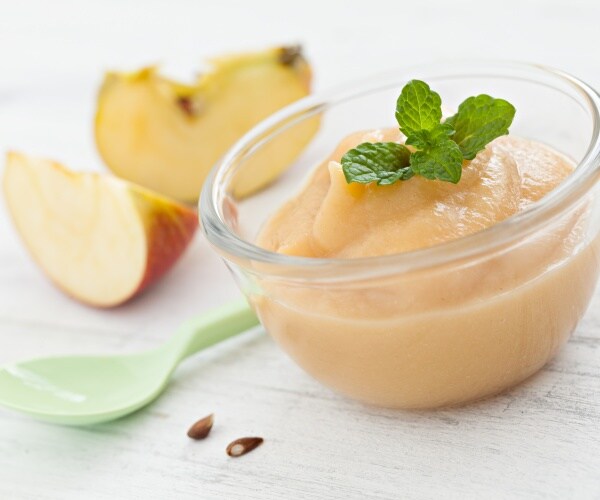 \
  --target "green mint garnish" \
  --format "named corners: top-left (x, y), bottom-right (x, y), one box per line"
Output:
top-left (396, 80), bottom-right (442, 136)
top-left (341, 142), bottom-right (413, 185)
top-left (445, 94), bottom-right (516, 160)
top-left (341, 80), bottom-right (515, 186)
top-left (409, 139), bottom-right (464, 183)
top-left (404, 122), bottom-right (454, 149)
